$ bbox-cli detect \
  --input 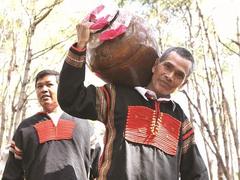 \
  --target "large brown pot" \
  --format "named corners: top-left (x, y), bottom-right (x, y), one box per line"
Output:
top-left (86, 7), bottom-right (159, 87)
